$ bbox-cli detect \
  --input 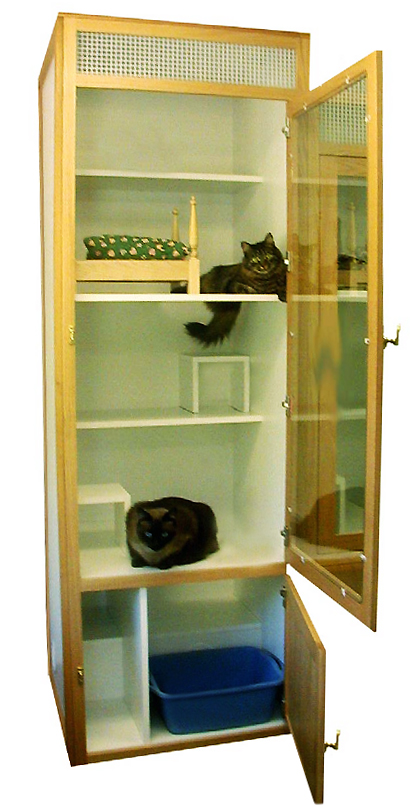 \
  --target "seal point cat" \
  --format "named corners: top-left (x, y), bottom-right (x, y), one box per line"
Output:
top-left (126, 496), bottom-right (219, 570)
